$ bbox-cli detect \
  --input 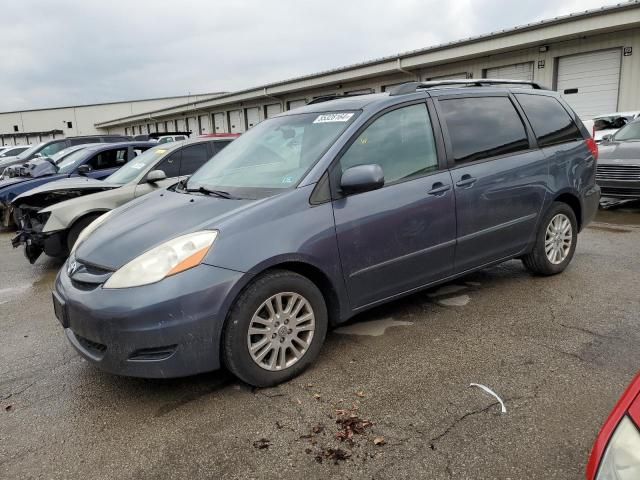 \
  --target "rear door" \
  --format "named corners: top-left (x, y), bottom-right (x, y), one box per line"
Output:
top-left (435, 93), bottom-right (547, 273)
top-left (332, 101), bottom-right (456, 309)
top-left (179, 143), bottom-right (211, 176)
